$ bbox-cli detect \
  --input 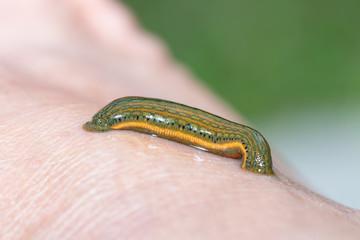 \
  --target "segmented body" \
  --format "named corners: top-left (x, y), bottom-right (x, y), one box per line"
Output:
top-left (83, 96), bottom-right (274, 175)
